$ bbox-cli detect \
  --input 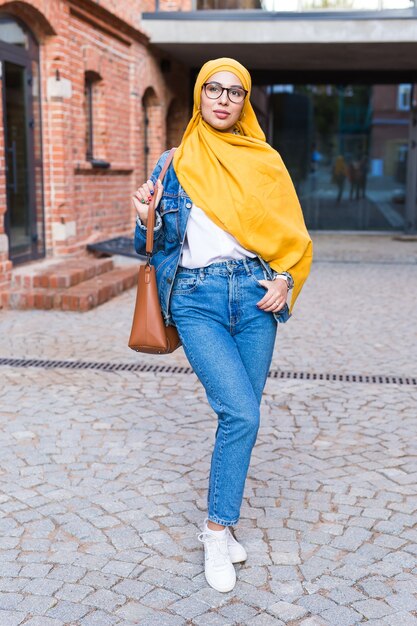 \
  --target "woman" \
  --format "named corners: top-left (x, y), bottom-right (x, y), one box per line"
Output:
top-left (132, 58), bottom-right (312, 593)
